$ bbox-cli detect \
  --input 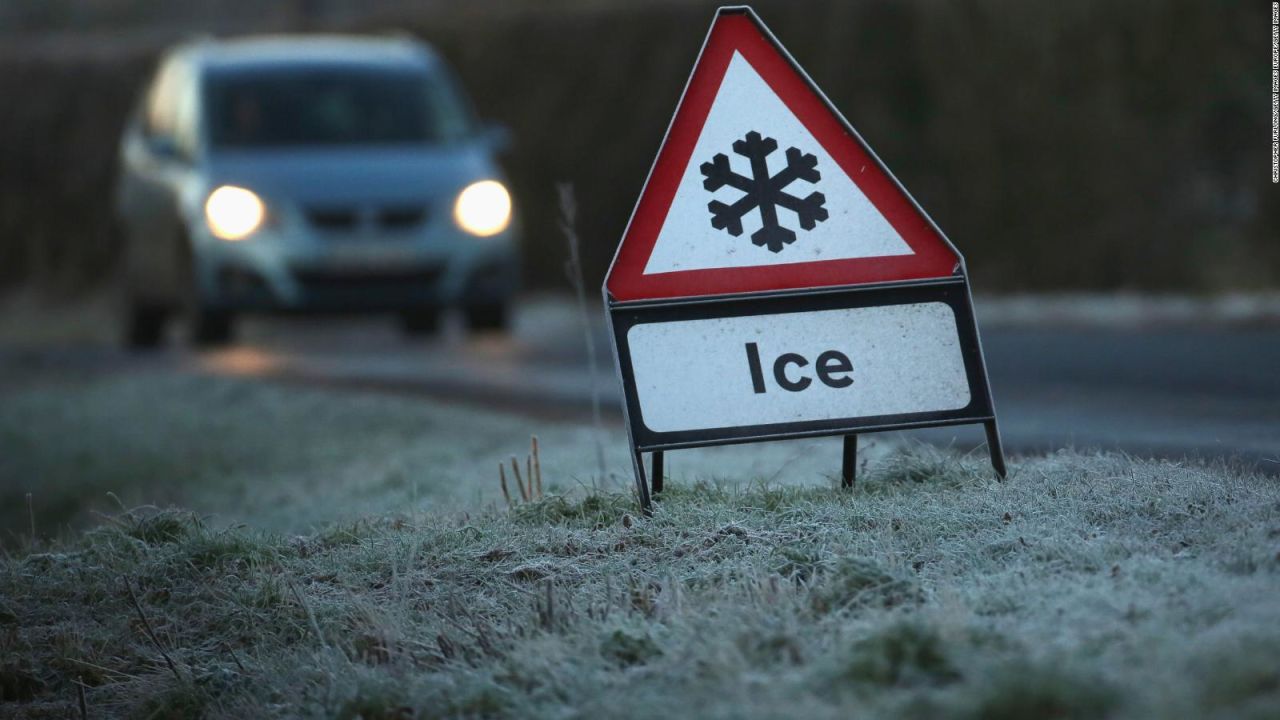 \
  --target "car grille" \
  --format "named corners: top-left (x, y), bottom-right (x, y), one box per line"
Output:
top-left (289, 264), bottom-right (445, 309)
top-left (306, 204), bottom-right (428, 234)
top-left (377, 206), bottom-right (427, 229)
top-left (308, 208), bottom-right (359, 231)
top-left (292, 265), bottom-right (443, 291)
